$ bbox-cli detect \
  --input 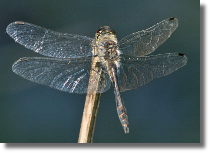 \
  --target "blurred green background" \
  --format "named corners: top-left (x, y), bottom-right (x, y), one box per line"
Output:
top-left (0, 0), bottom-right (199, 143)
